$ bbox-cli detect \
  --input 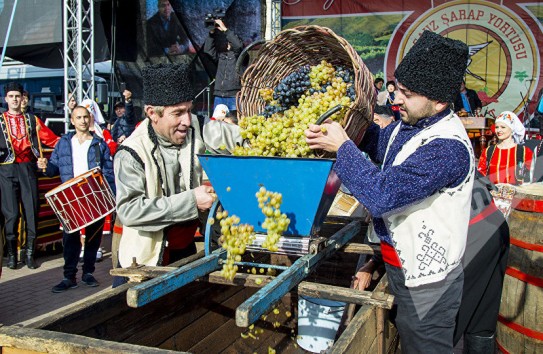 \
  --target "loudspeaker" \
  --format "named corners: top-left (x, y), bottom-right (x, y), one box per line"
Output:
top-left (97, 83), bottom-right (108, 104)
